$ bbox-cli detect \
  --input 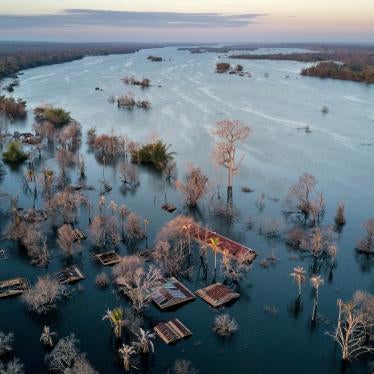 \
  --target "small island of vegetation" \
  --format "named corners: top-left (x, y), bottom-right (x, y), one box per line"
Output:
top-left (147, 55), bottom-right (163, 62)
